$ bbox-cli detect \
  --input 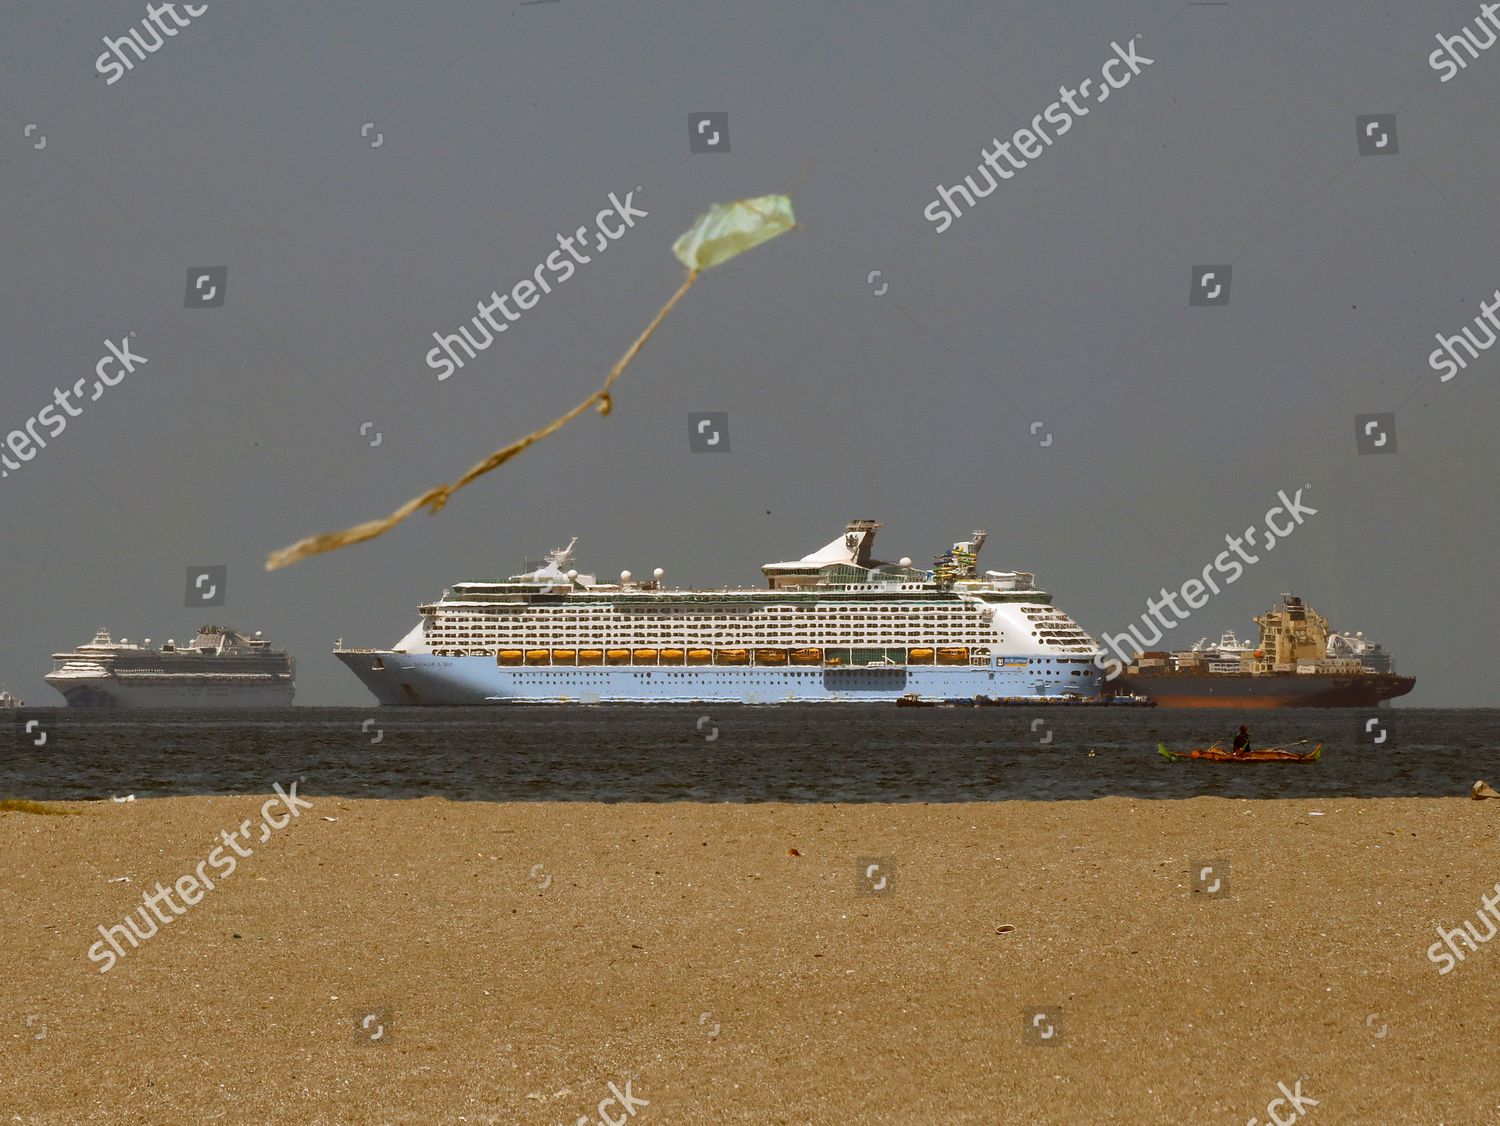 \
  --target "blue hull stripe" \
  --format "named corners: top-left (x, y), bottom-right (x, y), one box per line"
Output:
top-left (336, 653), bottom-right (1101, 705)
